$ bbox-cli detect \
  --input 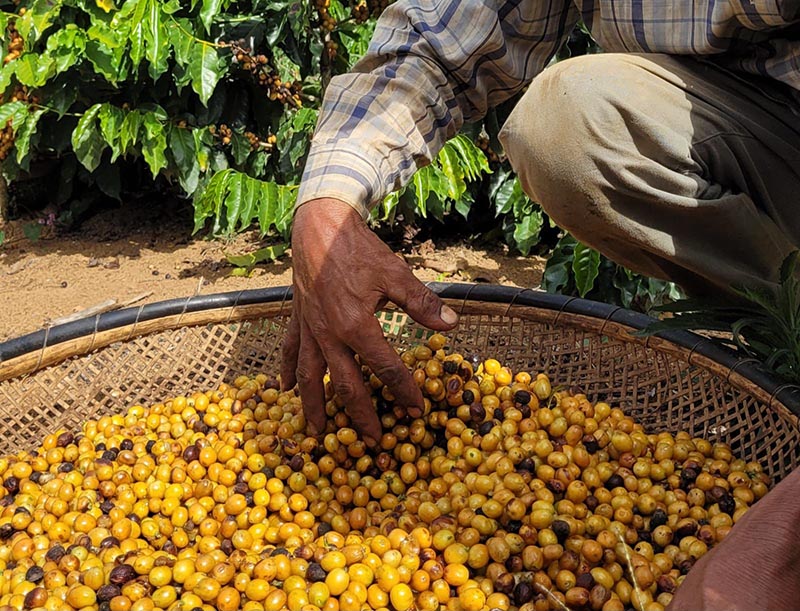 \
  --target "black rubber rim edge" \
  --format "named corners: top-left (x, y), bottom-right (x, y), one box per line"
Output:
top-left (2, 282), bottom-right (798, 416)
